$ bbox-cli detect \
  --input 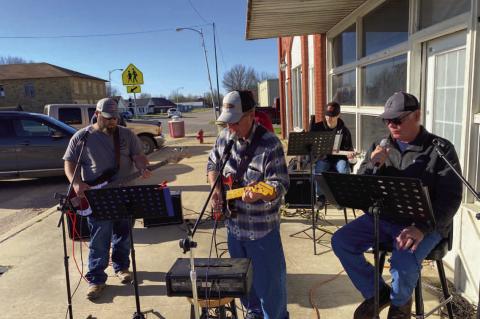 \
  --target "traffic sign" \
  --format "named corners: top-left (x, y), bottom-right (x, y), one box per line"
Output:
top-left (126, 85), bottom-right (141, 93)
top-left (122, 64), bottom-right (144, 85)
